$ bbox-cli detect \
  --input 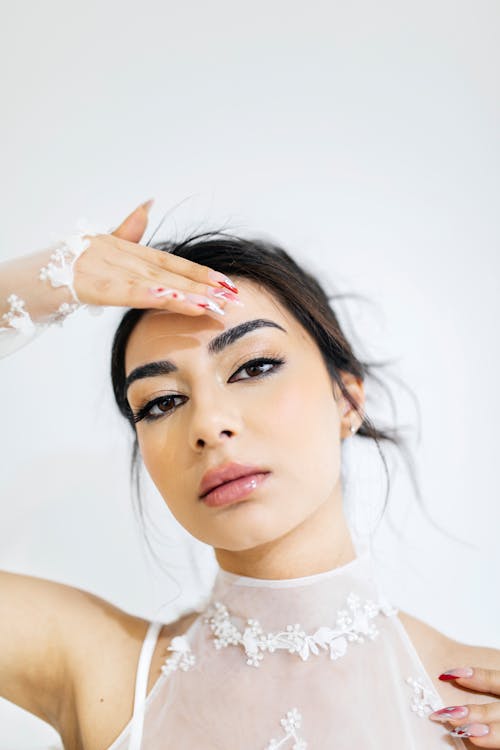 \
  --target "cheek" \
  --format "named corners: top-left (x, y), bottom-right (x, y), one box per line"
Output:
top-left (266, 376), bottom-right (341, 476)
top-left (137, 429), bottom-right (179, 495)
